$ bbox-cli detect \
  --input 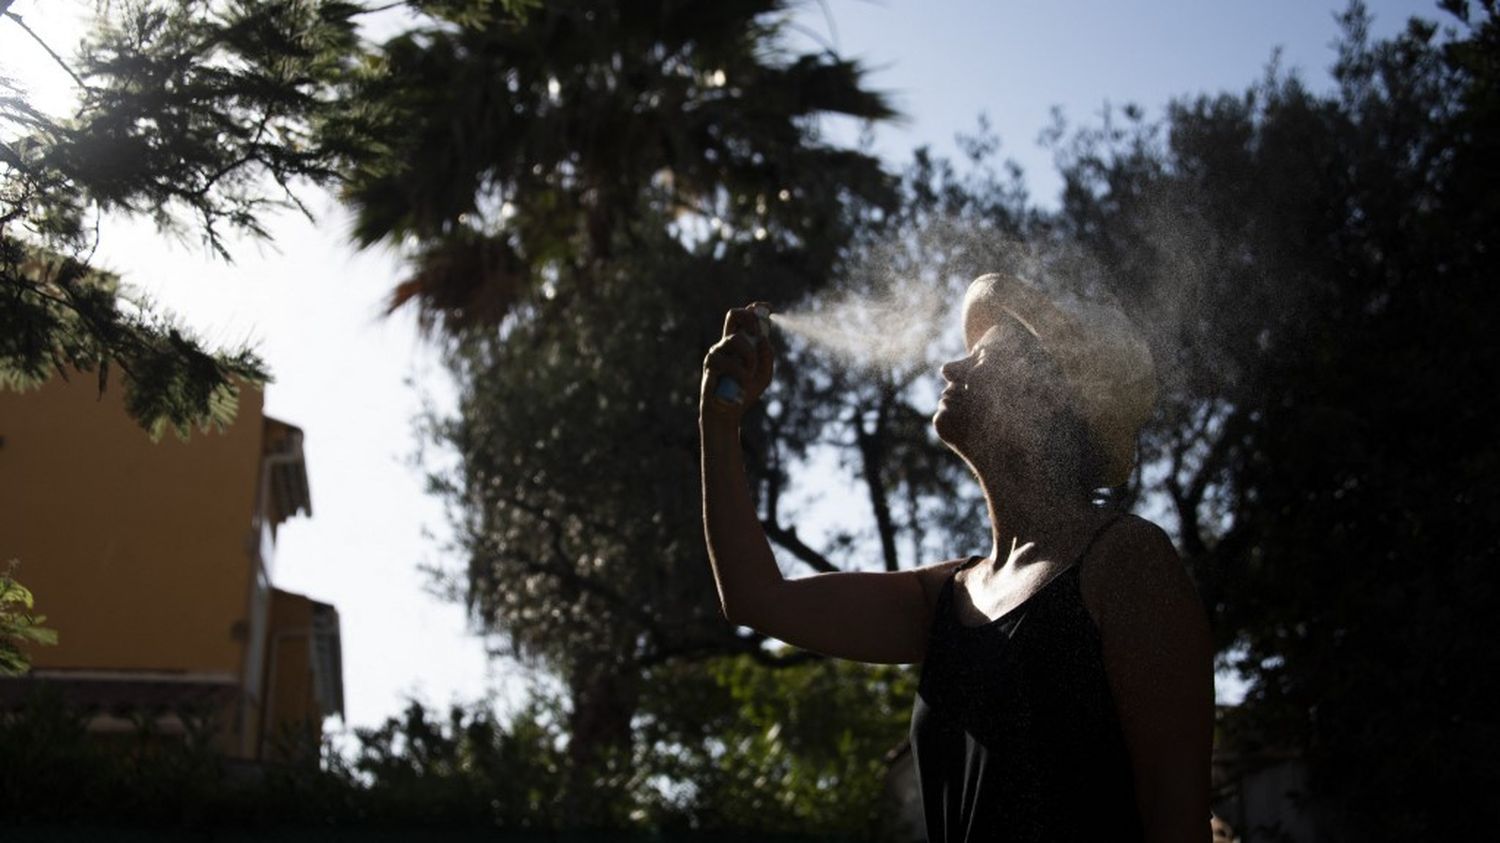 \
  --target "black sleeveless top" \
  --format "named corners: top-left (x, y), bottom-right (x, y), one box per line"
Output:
top-left (908, 518), bottom-right (1143, 842)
